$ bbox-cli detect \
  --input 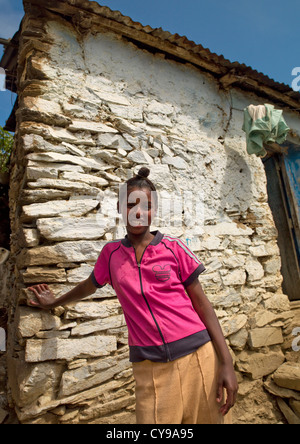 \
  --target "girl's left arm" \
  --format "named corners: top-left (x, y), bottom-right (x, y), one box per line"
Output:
top-left (186, 278), bottom-right (238, 416)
